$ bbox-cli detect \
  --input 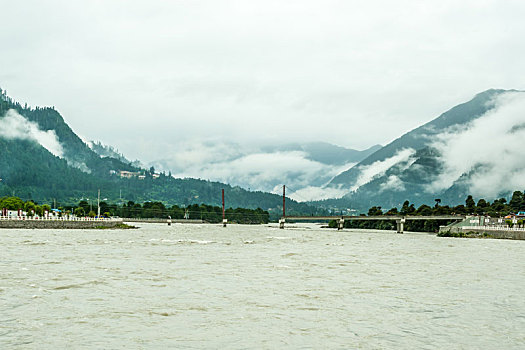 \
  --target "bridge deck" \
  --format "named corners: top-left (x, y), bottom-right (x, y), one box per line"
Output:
top-left (123, 218), bottom-right (204, 224)
top-left (284, 215), bottom-right (464, 221)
